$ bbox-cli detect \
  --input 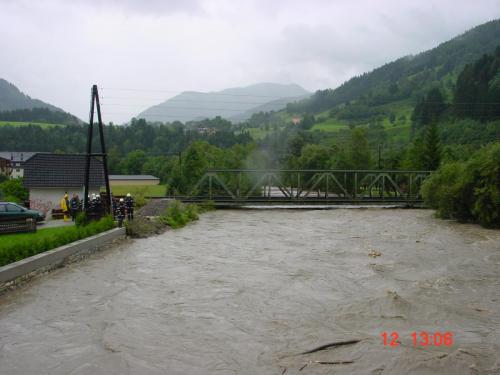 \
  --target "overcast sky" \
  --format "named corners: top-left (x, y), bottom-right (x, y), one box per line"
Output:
top-left (0, 0), bottom-right (499, 123)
